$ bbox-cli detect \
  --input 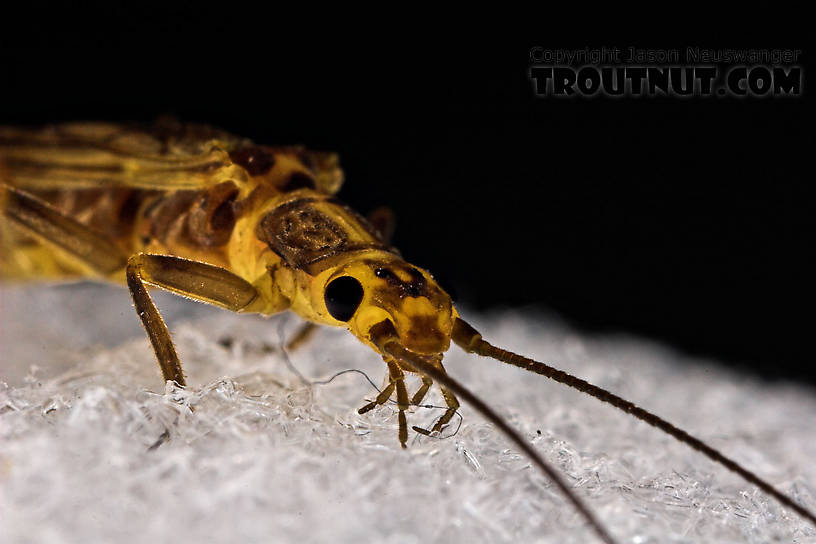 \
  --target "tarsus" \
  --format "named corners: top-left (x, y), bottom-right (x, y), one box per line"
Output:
top-left (370, 320), bottom-right (617, 544)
